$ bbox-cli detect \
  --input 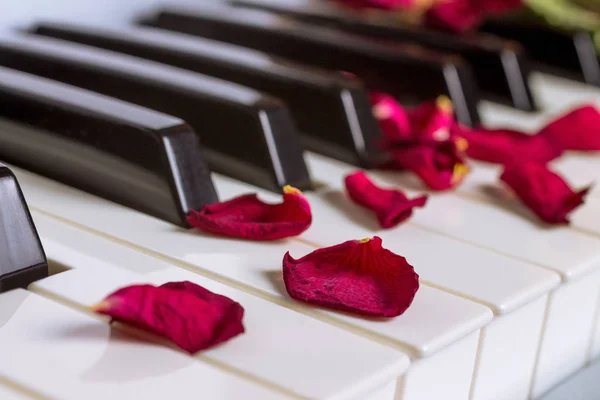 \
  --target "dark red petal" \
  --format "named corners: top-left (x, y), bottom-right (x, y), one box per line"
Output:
top-left (425, 0), bottom-right (522, 33)
top-left (538, 105), bottom-right (600, 151)
top-left (160, 282), bottom-right (245, 348)
top-left (344, 171), bottom-right (428, 228)
top-left (408, 96), bottom-right (455, 141)
top-left (500, 161), bottom-right (591, 225)
top-left (371, 91), bottom-right (412, 143)
top-left (454, 125), bottom-right (563, 164)
top-left (330, 0), bottom-right (417, 10)
top-left (386, 140), bottom-right (470, 191)
top-left (92, 281), bottom-right (245, 354)
top-left (283, 237), bottom-right (419, 317)
top-left (186, 186), bottom-right (312, 241)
